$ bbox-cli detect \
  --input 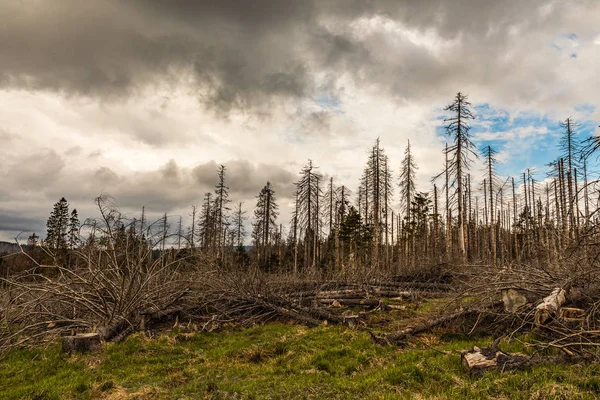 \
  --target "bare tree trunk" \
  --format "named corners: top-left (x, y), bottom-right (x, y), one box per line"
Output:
top-left (372, 143), bottom-right (380, 271)
top-left (512, 178), bottom-right (518, 260)
top-left (445, 143), bottom-right (451, 259)
top-left (574, 168), bottom-right (580, 241)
